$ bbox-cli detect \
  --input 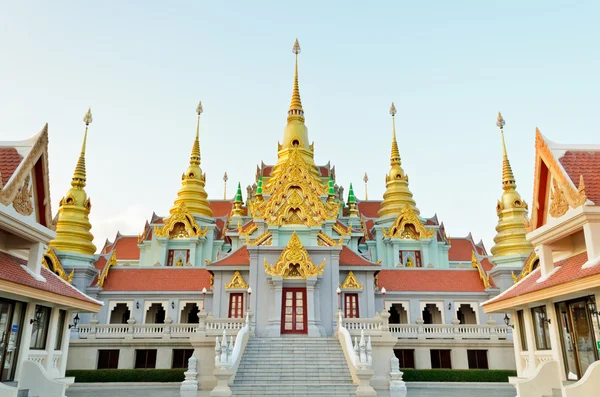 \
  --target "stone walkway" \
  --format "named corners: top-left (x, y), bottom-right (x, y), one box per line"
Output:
top-left (67, 383), bottom-right (515, 397)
